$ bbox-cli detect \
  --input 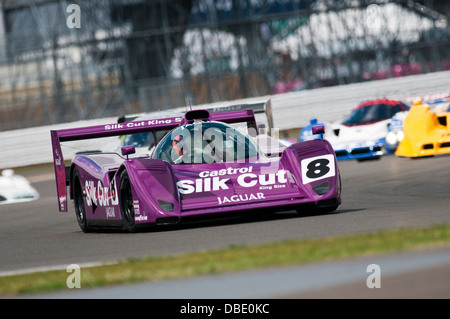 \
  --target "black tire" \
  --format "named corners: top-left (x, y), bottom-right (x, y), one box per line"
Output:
top-left (73, 169), bottom-right (90, 233)
top-left (119, 170), bottom-right (137, 232)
